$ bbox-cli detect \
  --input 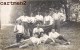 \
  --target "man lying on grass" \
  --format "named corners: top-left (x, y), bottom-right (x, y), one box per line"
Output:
top-left (40, 33), bottom-right (55, 44)
top-left (5, 29), bottom-right (70, 49)
top-left (5, 32), bottom-right (54, 49)
top-left (49, 29), bottom-right (70, 45)
top-left (5, 34), bottom-right (41, 48)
